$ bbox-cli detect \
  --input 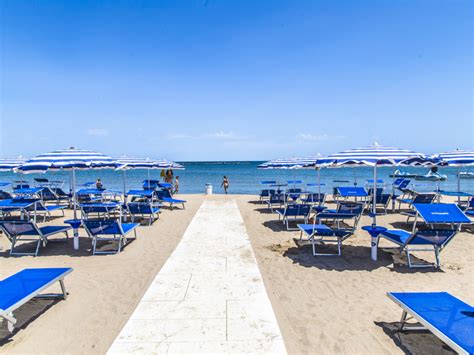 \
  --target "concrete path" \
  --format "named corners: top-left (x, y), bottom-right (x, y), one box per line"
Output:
top-left (108, 199), bottom-right (286, 354)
